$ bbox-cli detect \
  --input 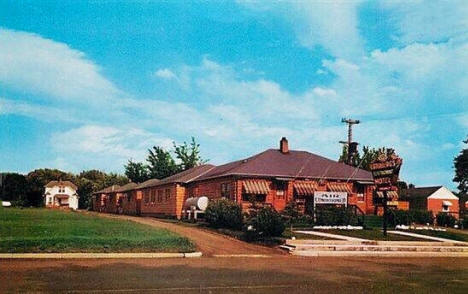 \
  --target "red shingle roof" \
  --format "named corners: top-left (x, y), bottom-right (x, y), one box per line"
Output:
top-left (197, 149), bottom-right (373, 182)
top-left (138, 164), bottom-right (216, 189)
